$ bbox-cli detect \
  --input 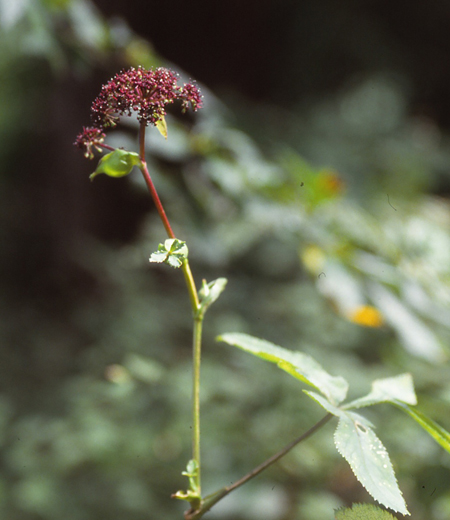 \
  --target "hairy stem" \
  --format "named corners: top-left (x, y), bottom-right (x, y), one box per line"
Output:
top-left (185, 413), bottom-right (333, 520)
